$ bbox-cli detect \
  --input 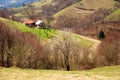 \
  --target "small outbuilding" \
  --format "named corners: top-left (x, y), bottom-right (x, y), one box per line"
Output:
top-left (35, 20), bottom-right (43, 28)
top-left (23, 19), bottom-right (36, 27)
